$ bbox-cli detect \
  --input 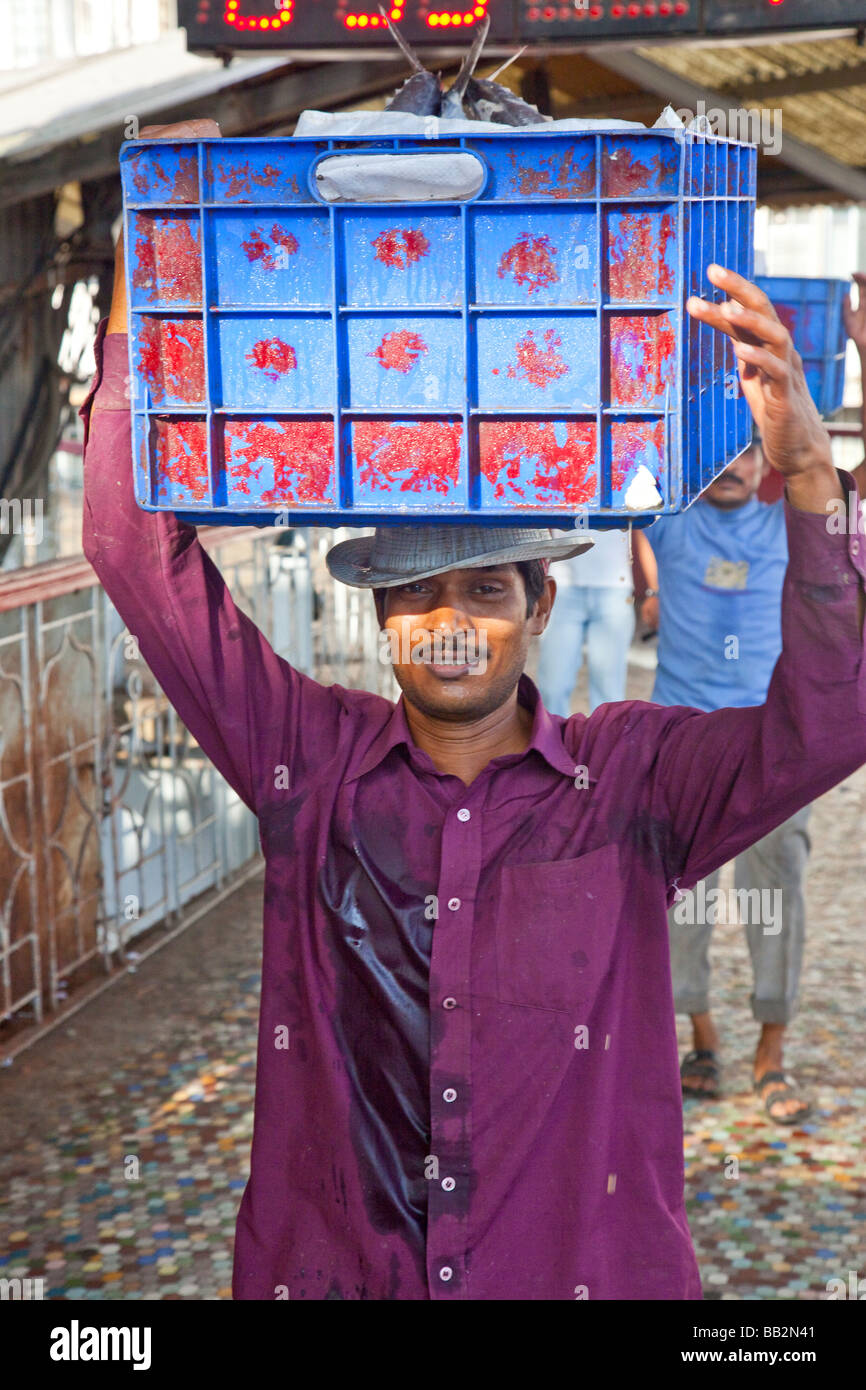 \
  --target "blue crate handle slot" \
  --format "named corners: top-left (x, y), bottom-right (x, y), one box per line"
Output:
top-left (308, 149), bottom-right (490, 205)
